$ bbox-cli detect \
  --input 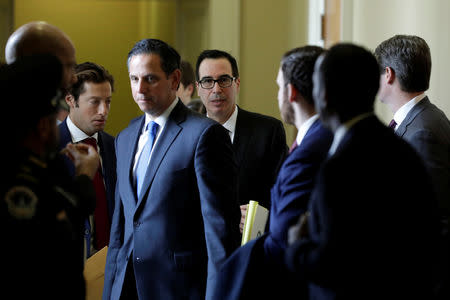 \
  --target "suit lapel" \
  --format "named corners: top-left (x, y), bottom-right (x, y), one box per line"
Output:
top-left (121, 117), bottom-right (144, 205)
top-left (396, 97), bottom-right (430, 137)
top-left (58, 120), bottom-right (76, 176)
top-left (135, 101), bottom-right (185, 209)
